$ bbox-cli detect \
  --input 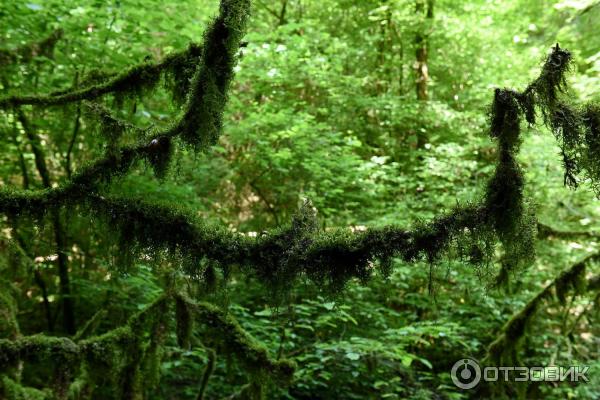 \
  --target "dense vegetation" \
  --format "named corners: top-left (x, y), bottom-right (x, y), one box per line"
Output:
top-left (0, 0), bottom-right (599, 399)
